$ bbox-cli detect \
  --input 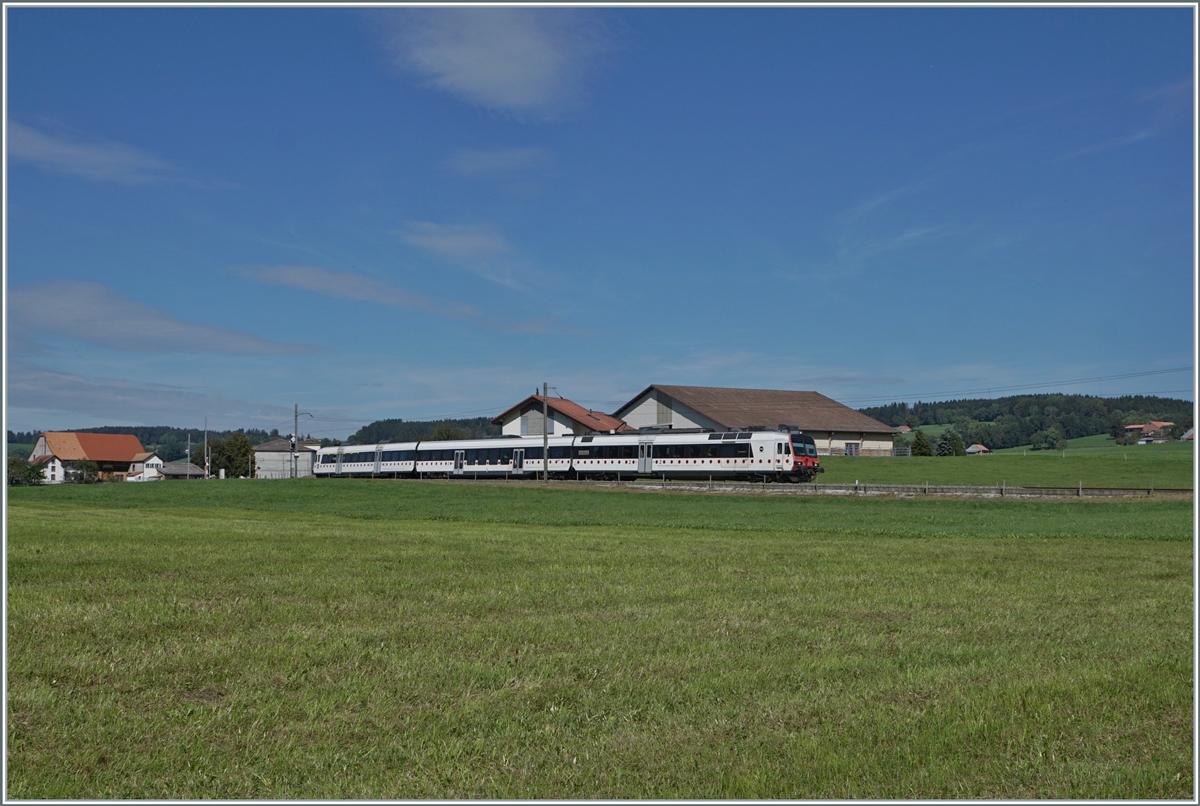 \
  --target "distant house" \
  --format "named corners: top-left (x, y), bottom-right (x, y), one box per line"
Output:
top-left (28, 432), bottom-right (147, 483)
top-left (253, 438), bottom-right (321, 479)
top-left (1182, 428), bottom-right (1194, 442)
top-left (126, 451), bottom-right (165, 481)
top-left (896, 425), bottom-right (913, 434)
top-left (1126, 421), bottom-right (1176, 444)
top-left (492, 395), bottom-right (632, 437)
top-left (965, 443), bottom-right (991, 455)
